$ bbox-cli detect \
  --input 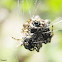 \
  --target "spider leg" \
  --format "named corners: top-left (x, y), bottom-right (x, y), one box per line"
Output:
top-left (12, 37), bottom-right (22, 41)
top-left (12, 37), bottom-right (23, 47)
top-left (52, 25), bottom-right (53, 31)
top-left (51, 25), bottom-right (54, 36)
